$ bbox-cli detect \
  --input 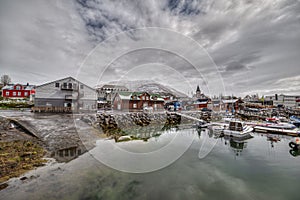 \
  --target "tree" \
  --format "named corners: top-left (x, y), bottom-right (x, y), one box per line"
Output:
top-left (1, 75), bottom-right (11, 86)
